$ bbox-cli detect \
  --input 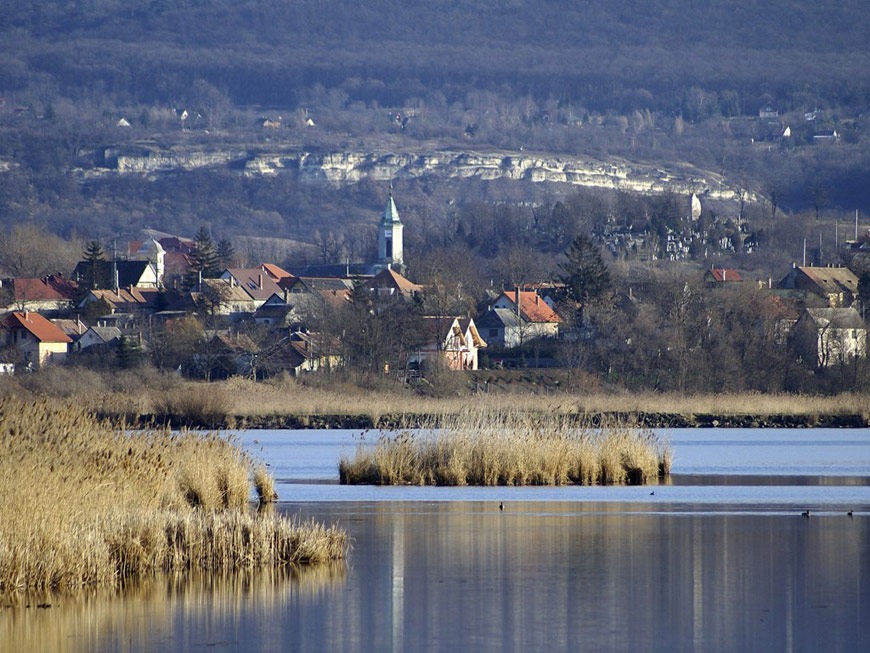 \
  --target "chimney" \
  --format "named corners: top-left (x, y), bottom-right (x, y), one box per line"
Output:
top-left (258, 273), bottom-right (263, 289)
